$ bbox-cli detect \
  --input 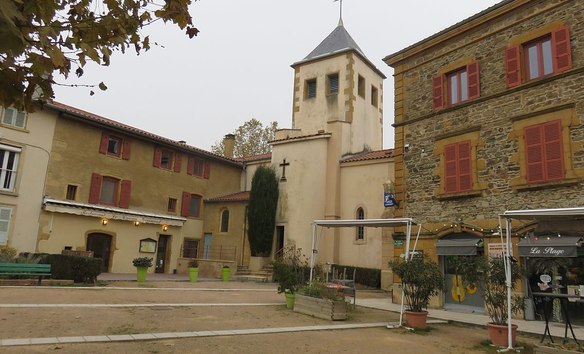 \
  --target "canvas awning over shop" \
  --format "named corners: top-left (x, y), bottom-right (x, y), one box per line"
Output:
top-left (435, 237), bottom-right (483, 256)
top-left (518, 235), bottom-right (582, 257)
